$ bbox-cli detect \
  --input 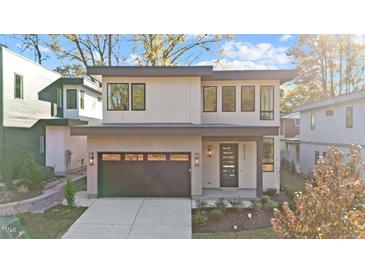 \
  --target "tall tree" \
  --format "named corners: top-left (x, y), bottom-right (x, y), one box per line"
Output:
top-left (15, 34), bottom-right (48, 64)
top-left (130, 34), bottom-right (233, 66)
top-left (48, 34), bottom-right (122, 76)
